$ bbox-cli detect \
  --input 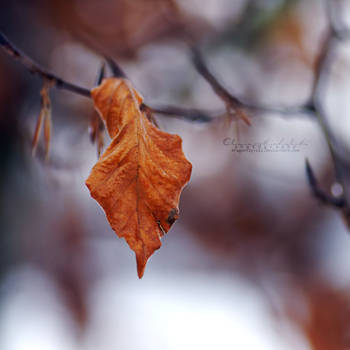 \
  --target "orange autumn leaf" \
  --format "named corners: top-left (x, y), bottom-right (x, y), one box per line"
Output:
top-left (86, 78), bottom-right (192, 278)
